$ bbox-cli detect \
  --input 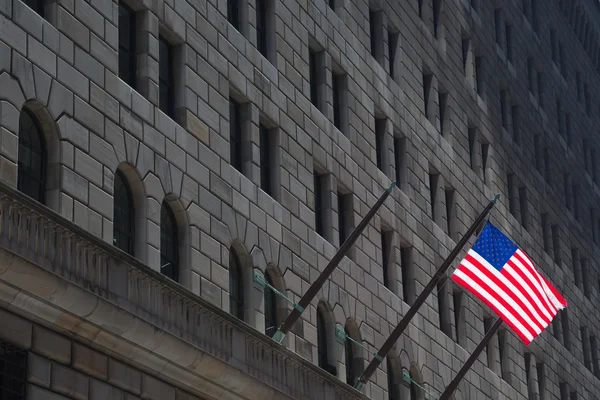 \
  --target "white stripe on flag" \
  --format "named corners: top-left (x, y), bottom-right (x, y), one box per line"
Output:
top-left (452, 269), bottom-right (534, 342)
